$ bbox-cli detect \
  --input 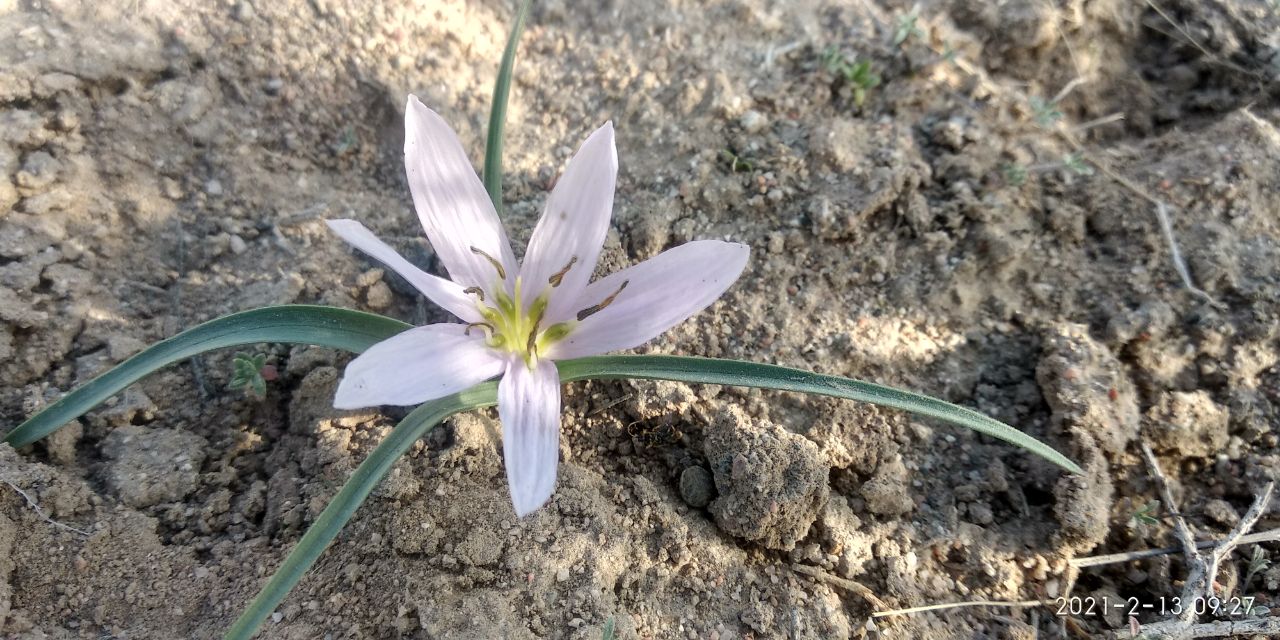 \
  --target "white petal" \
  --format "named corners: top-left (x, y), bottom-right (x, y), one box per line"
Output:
top-left (498, 359), bottom-right (561, 517)
top-left (334, 324), bottom-right (504, 409)
top-left (547, 240), bottom-right (750, 359)
top-left (326, 219), bottom-right (483, 323)
top-left (518, 122), bottom-right (616, 320)
top-left (405, 96), bottom-right (517, 294)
